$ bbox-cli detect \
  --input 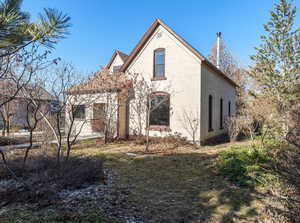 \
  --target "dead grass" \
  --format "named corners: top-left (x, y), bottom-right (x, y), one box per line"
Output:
top-left (1, 139), bottom-right (298, 222)
top-left (0, 209), bottom-right (115, 223)
top-left (69, 140), bottom-right (264, 223)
